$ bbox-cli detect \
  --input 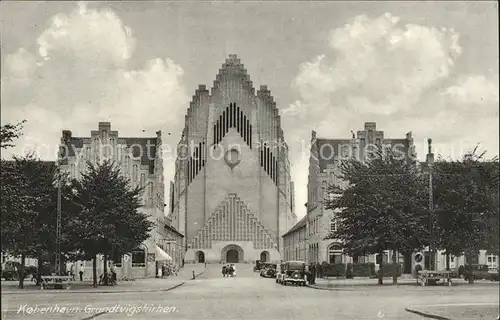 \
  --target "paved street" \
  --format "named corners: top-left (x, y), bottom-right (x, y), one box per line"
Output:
top-left (1, 264), bottom-right (498, 320)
